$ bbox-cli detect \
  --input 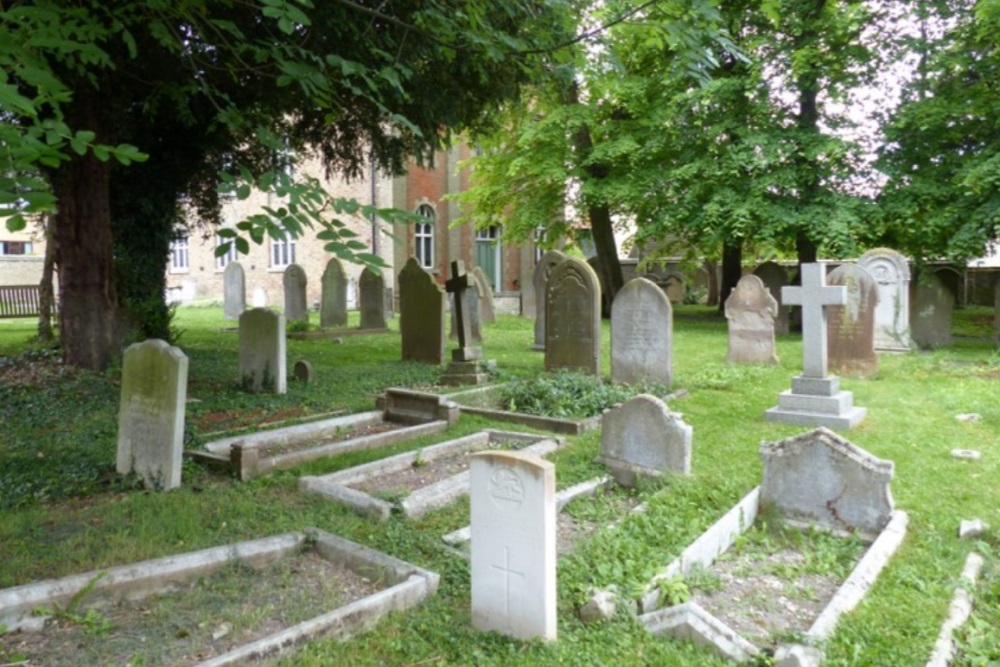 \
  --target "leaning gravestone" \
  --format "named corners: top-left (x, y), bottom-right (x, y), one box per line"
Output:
top-left (911, 271), bottom-right (954, 349)
top-left (611, 277), bottom-right (673, 386)
top-left (827, 264), bottom-right (879, 378)
top-left (358, 267), bottom-right (387, 330)
top-left (222, 261), bottom-right (246, 320)
top-left (117, 339), bottom-right (189, 490)
top-left (858, 248), bottom-right (912, 351)
top-left (283, 263), bottom-right (309, 324)
top-left (598, 394), bottom-right (691, 488)
top-left (545, 257), bottom-right (602, 375)
top-left (472, 265), bottom-right (496, 323)
top-left (471, 451), bottom-right (556, 642)
top-left (753, 261), bottom-right (791, 334)
top-left (320, 258), bottom-right (348, 328)
top-left (532, 250), bottom-right (567, 349)
top-left (399, 257), bottom-right (446, 365)
top-left (239, 308), bottom-right (287, 394)
top-left (724, 274), bottom-right (779, 365)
